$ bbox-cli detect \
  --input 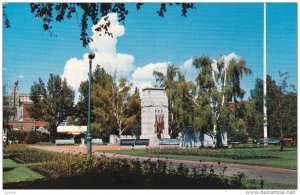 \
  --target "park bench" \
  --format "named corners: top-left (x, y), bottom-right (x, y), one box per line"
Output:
top-left (231, 141), bottom-right (244, 147)
top-left (135, 139), bottom-right (150, 146)
top-left (267, 138), bottom-right (280, 145)
top-left (159, 138), bottom-right (180, 145)
top-left (120, 139), bottom-right (150, 146)
top-left (55, 139), bottom-right (75, 145)
top-left (92, 138), bottom-right (103, 145)
top-left (283, 138), bottom-right (293, 146)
